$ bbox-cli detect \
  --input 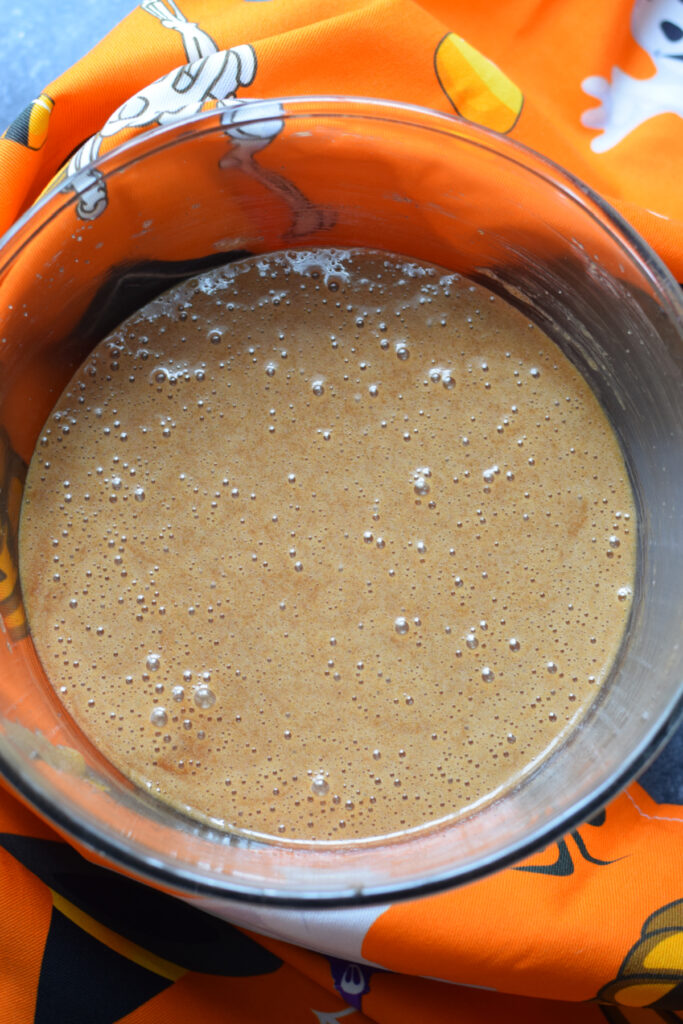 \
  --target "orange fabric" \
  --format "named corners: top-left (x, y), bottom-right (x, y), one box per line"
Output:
top-left (1, 0), bottom-right (682, 278)
top-left (362, 787), bottom-right (683, 1003)
top-left (0, 844), bottom-right (51, 1022)
top-left (0, 2), bottom-right (682, 1023)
